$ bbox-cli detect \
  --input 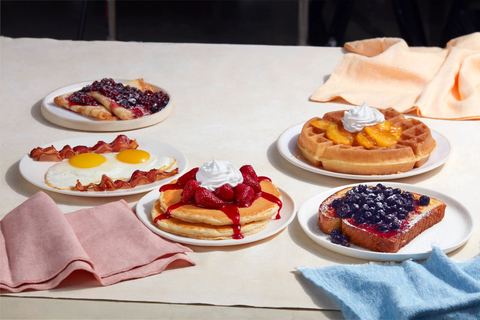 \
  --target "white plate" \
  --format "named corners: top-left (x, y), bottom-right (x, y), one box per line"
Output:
top-left (41, 80), bottom-right (175, 132)
top-left (135, 187), bottom-right (297, 246)
top-left (277, 123), bottom-right (452, 180)
top-left (19, 136), bottom-right (187, 197)
top-left (298, 182), bottom-right (474, 261)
